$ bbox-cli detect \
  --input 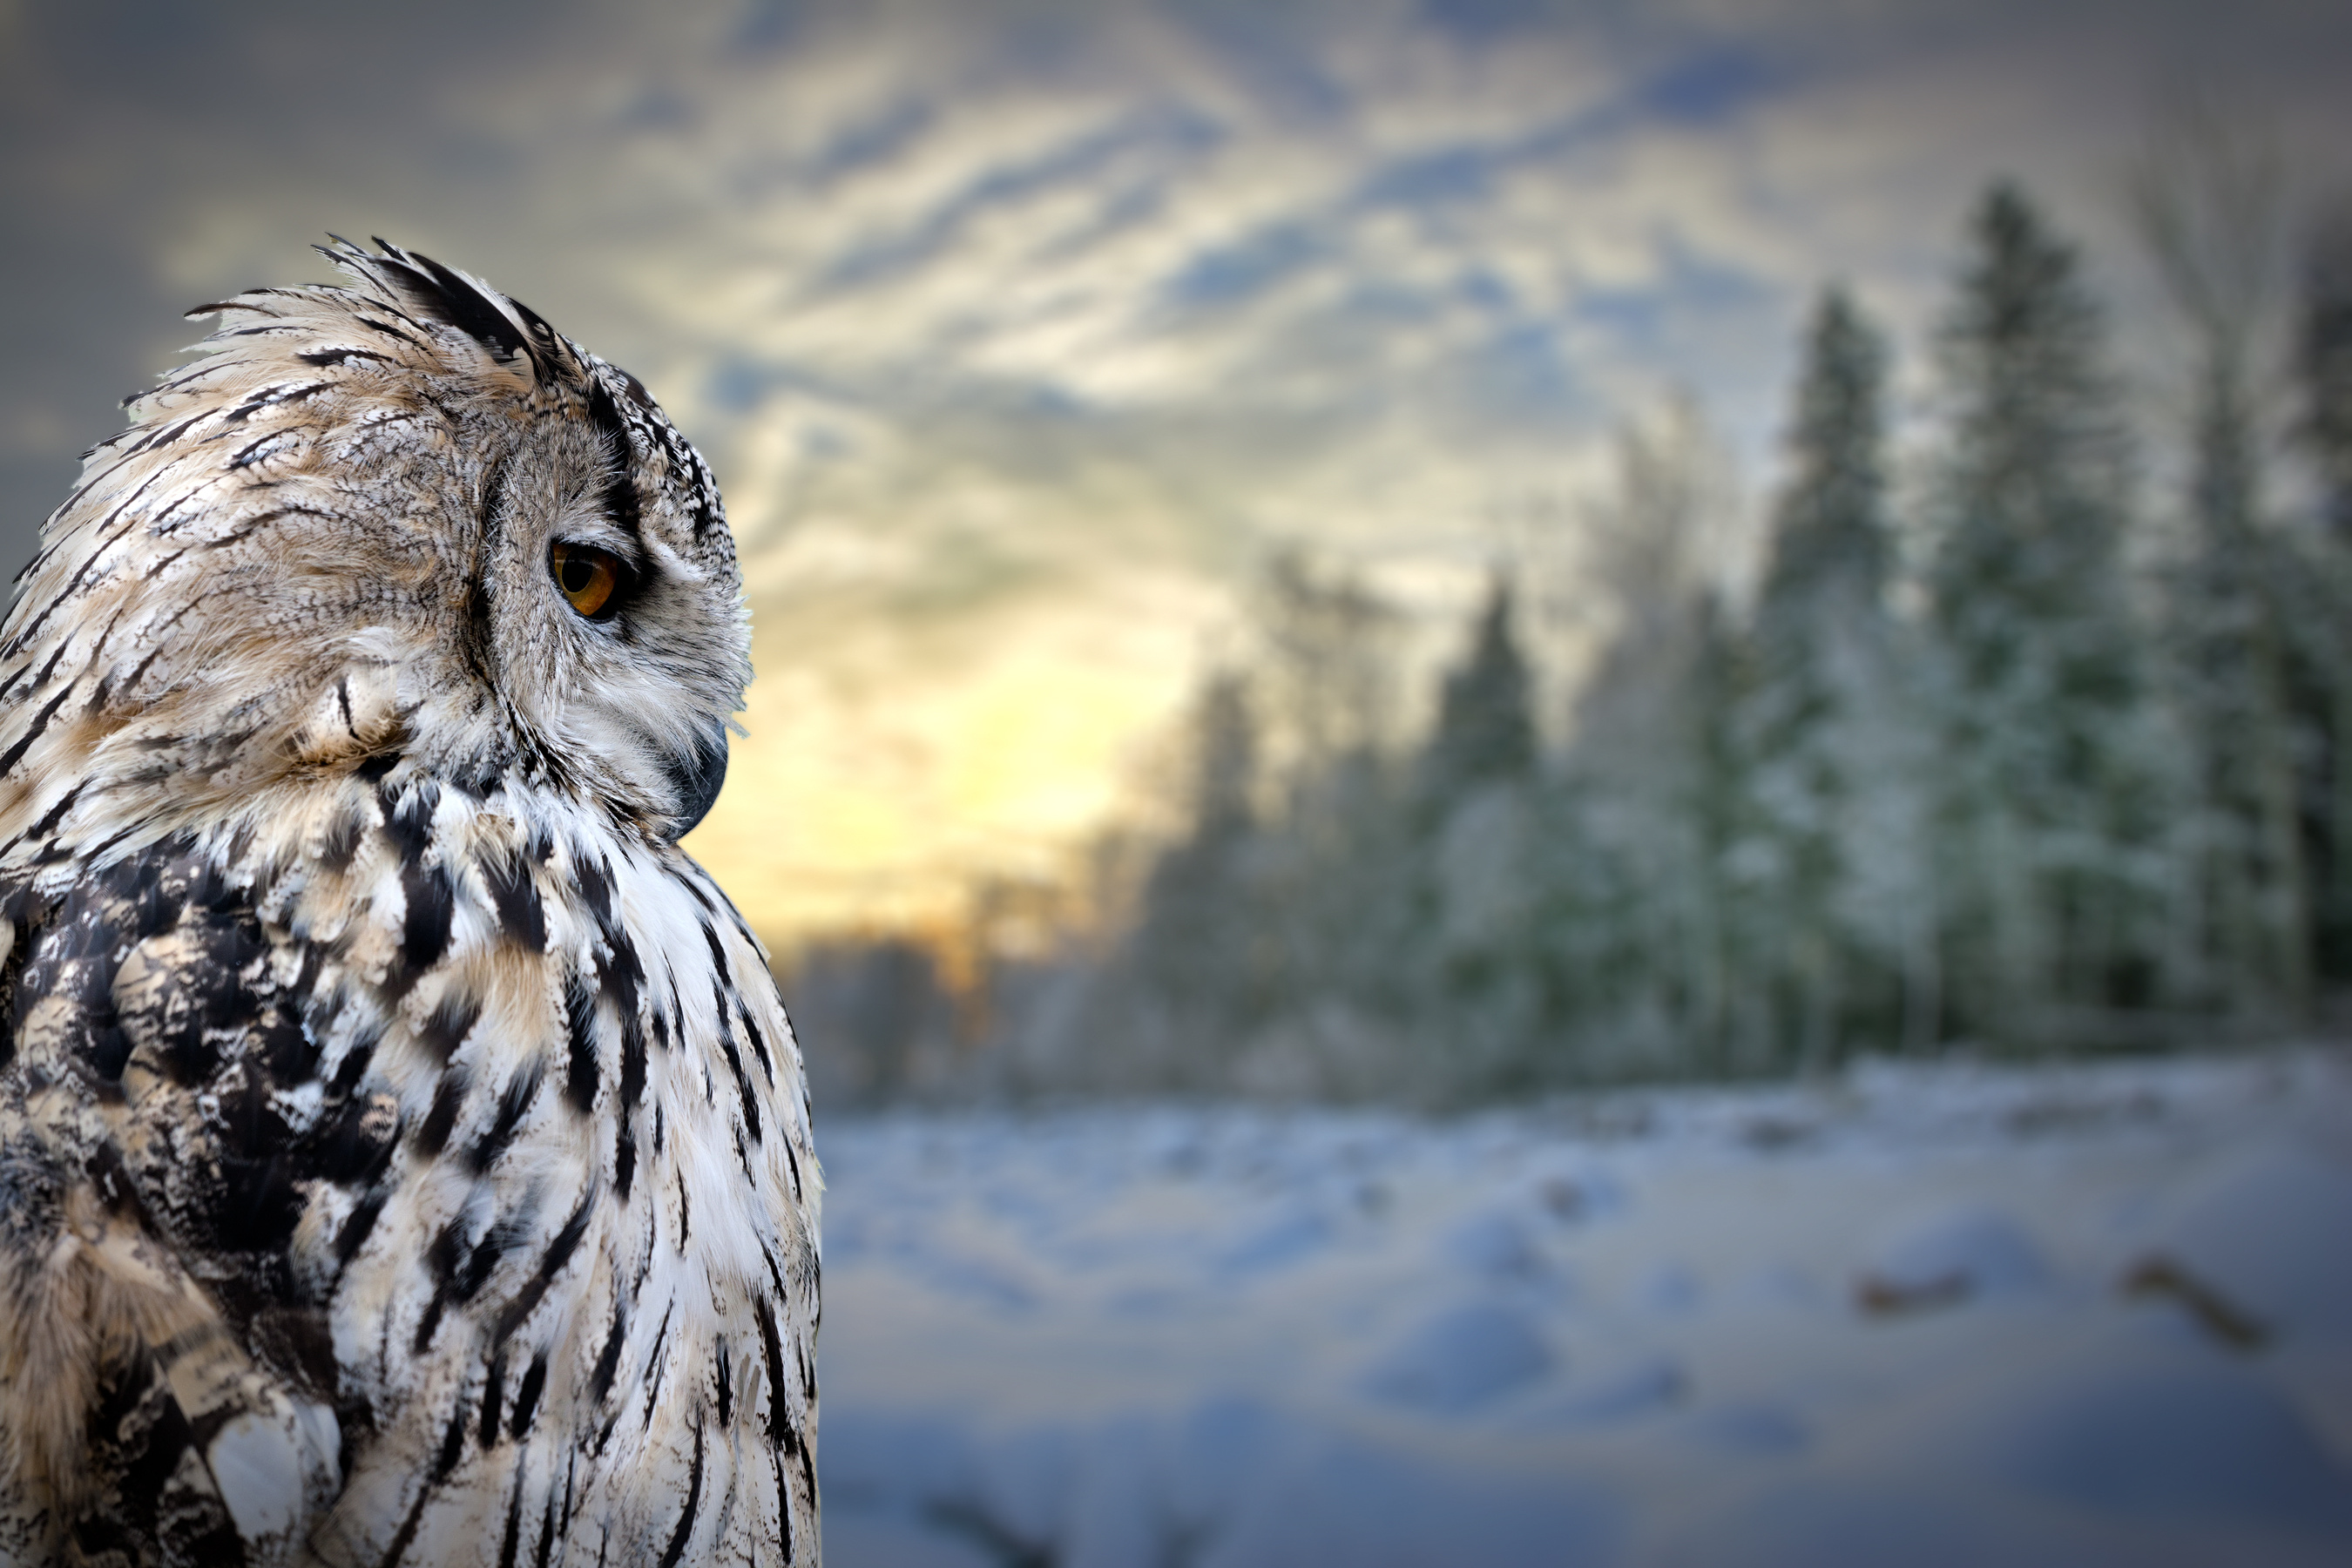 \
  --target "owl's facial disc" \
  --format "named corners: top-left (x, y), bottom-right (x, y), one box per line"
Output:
top-left (479, 375), bottom-right (747, 845)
